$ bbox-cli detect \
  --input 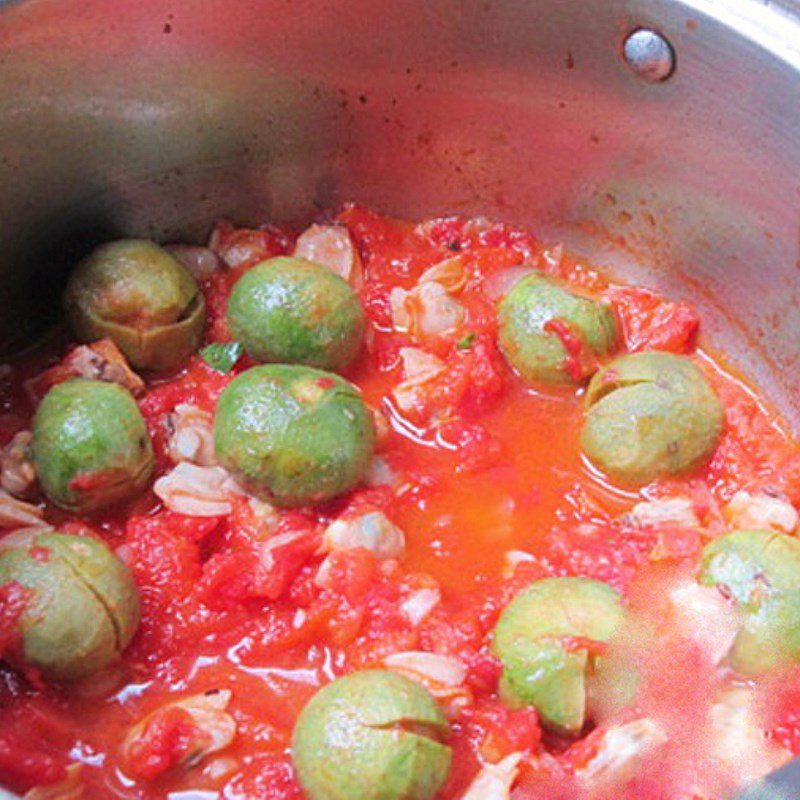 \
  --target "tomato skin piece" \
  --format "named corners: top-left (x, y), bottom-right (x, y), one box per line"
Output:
top-left (648, 526), bottom-right (703, 563)
top-left (197, 530), bottom-right (321, 605)
top-left (337, 204), bottom-right (445, 283)
top-left (325, 486), bottom-right (395, 520)
top-left (388, 335), bottom-right (504, 428)
top-left (361, 280), bottom-right (395, 330)
top-left (201, 269), bottom-right (236, 344)
top-left (0, 734), bottom-right (67, 795)
top-left (704, 374), bottom-right (800, 505)
top-left (442, 699), bottom-right (542, 798)
top-left (237, 596), bottom-right (348, 659)
top-left (223, 753), bottom-right (304, 800)
top-left (448, 336), bottom-right (505, 417)
top-left (201, 498), bottom-right (322, 605)
top-left (542, 318), bottom-right (602, 382)
top-left (769, 667), bottom-right (800, 755)
top-left (540, 521), bottom-right (662, 593)
top-left (322, 548), bottom-right (377, 603)
top-left (417, 215), bottom-right (539, 261)
top-left (140, 357), bottom-right (234, 419)
top-left (437, 420), bottom-right (502, 473)
top-left (477, 704), bottom-right (542, 762)
top-left (0, 696), bottom-right (76, 795)
top-left (464, 649), bottom-right (502, 694)
top-left (193, 550), bottom-right (257, 608)
top-left (609, 285), bottom-right (700, 354)
top-left (127, 512), bottom-right (208, 599)
top-left (121, 706), bottom-right (198, 781)
top-left (125, 511), bottom-right (212, 660)
top-left (253, 532), bottom-right (321, 602)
